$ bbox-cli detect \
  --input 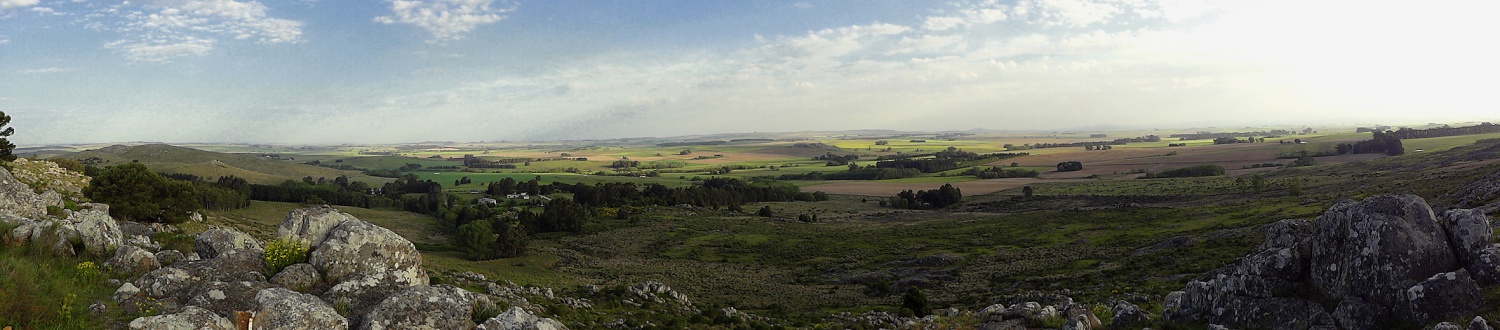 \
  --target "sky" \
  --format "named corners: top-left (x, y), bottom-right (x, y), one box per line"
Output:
top-left (1, 0), bottom-right (1498, 144)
